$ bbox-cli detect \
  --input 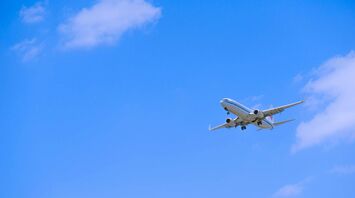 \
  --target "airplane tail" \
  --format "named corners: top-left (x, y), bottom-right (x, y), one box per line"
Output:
top-left (273, 119), bottom-right (295, 126)
top-left (267, 115), bottom-right (274, 122)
